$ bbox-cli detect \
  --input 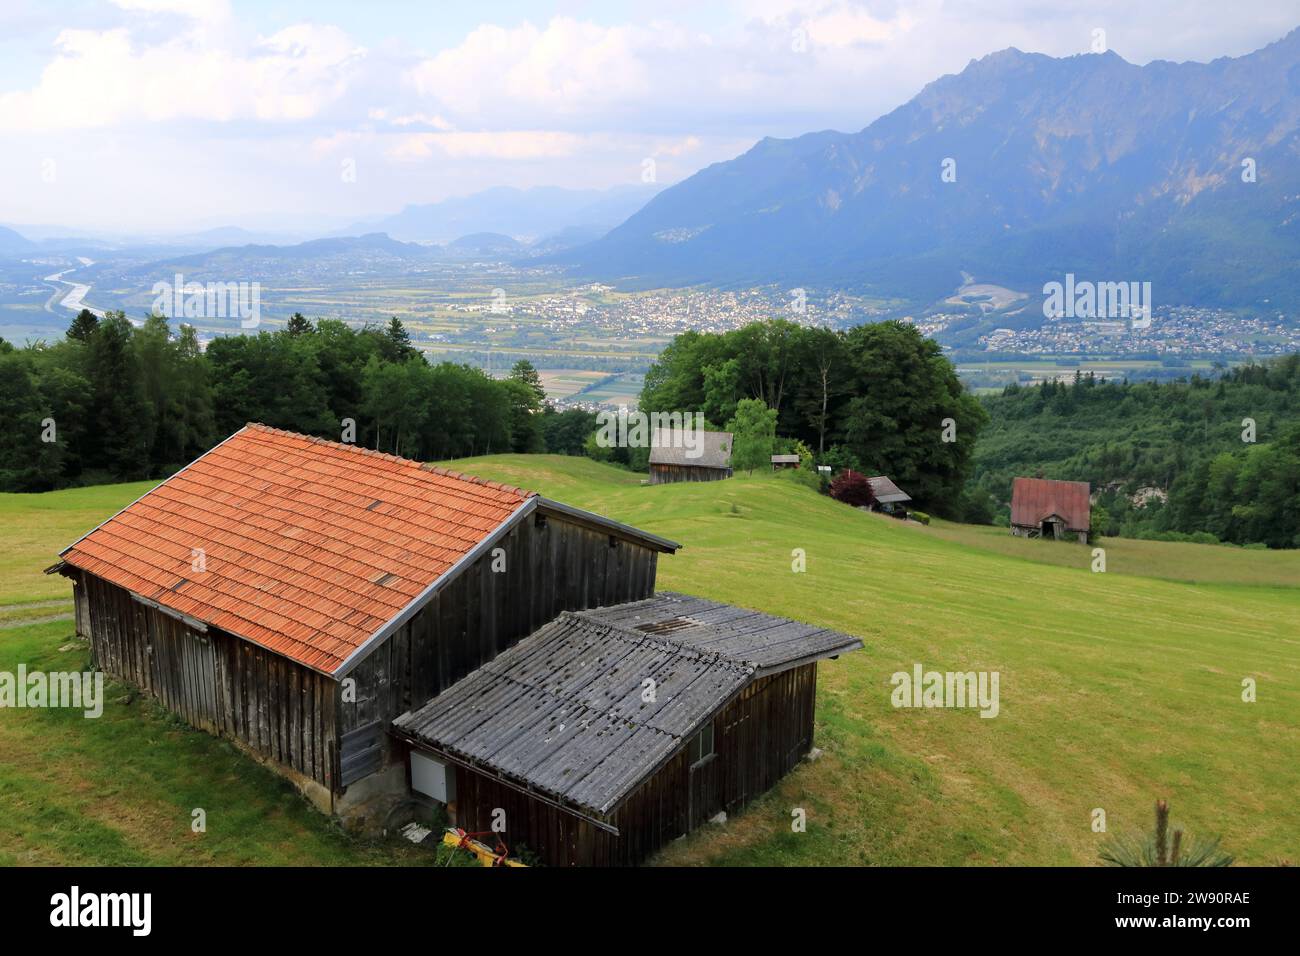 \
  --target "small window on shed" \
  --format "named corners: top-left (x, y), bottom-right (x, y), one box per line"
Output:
top-left (688, 721), bottom-right (715, 767)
